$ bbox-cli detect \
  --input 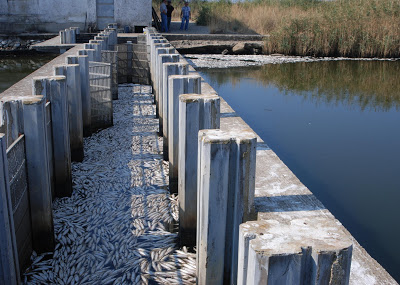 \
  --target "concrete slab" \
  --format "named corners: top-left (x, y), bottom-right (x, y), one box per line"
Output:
top-left (31, 36), bottom-right (77, 53)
